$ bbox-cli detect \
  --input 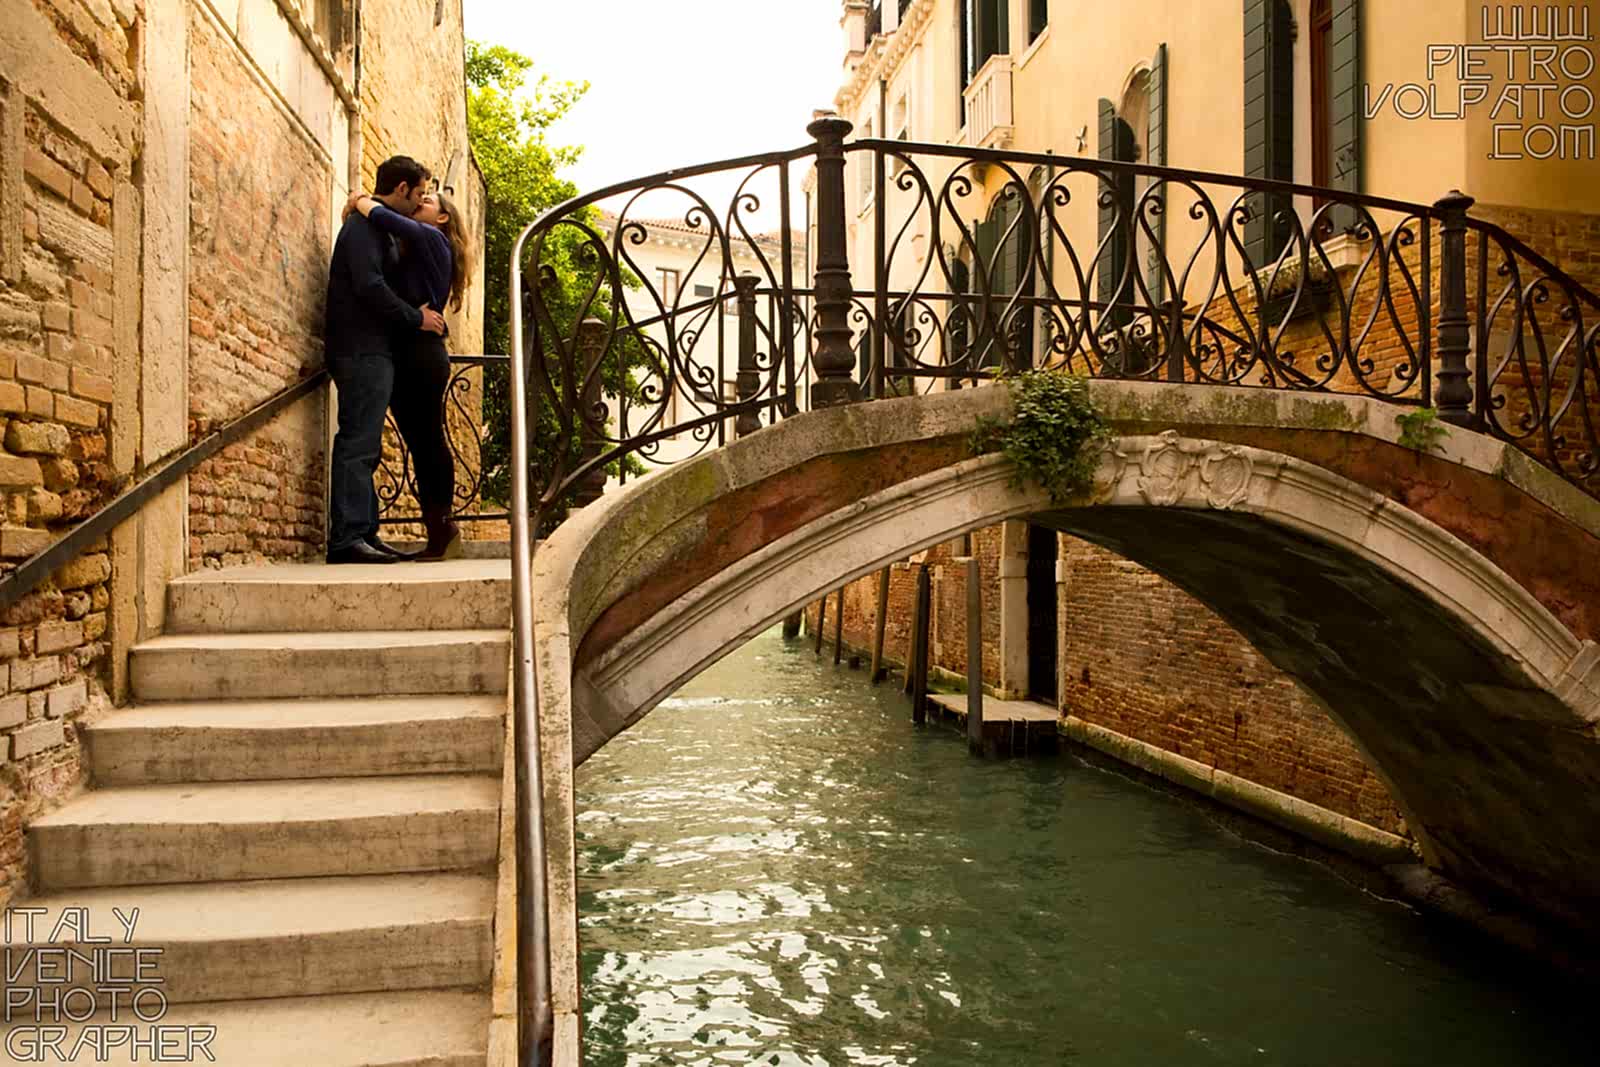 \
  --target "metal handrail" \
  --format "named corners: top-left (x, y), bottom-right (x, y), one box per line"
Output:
top-left (507, 239), bottom-right (551, 1063)
top-left (0, 370), bottom-right (329, 613)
